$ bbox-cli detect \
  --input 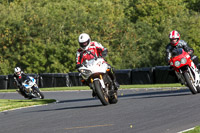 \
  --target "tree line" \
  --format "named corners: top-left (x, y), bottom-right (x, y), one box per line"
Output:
top-left (0, 0), bottom-right (200, 75)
